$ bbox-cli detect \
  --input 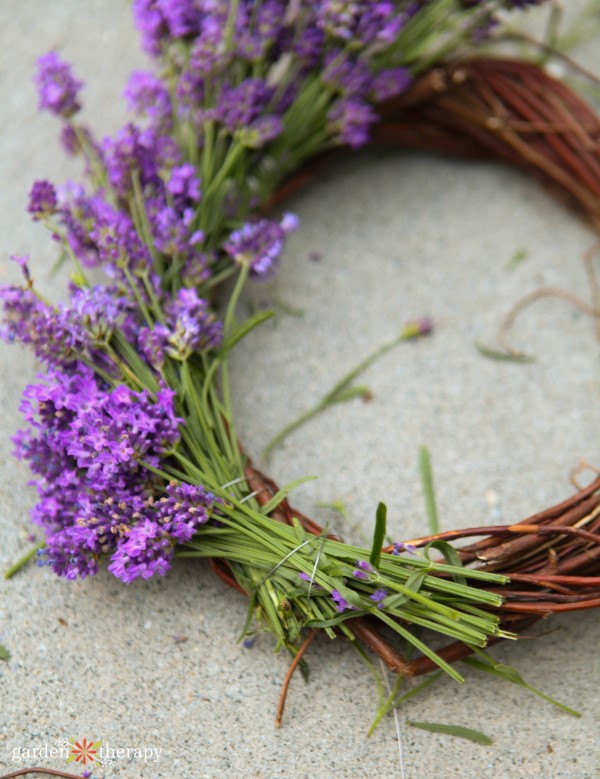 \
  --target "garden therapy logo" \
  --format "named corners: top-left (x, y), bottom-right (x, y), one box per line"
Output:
top-left (67, 737), bottom-right (102, 766)
top-left (9, 737), bottom-right (163, 768)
